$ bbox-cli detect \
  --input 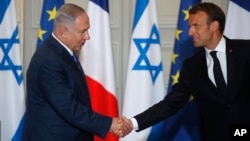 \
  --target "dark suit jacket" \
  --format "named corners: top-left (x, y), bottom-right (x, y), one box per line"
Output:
top-left (134, 37), bottom-right (250, 141)
top-left (23, 35), bottom-right (112, 141)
